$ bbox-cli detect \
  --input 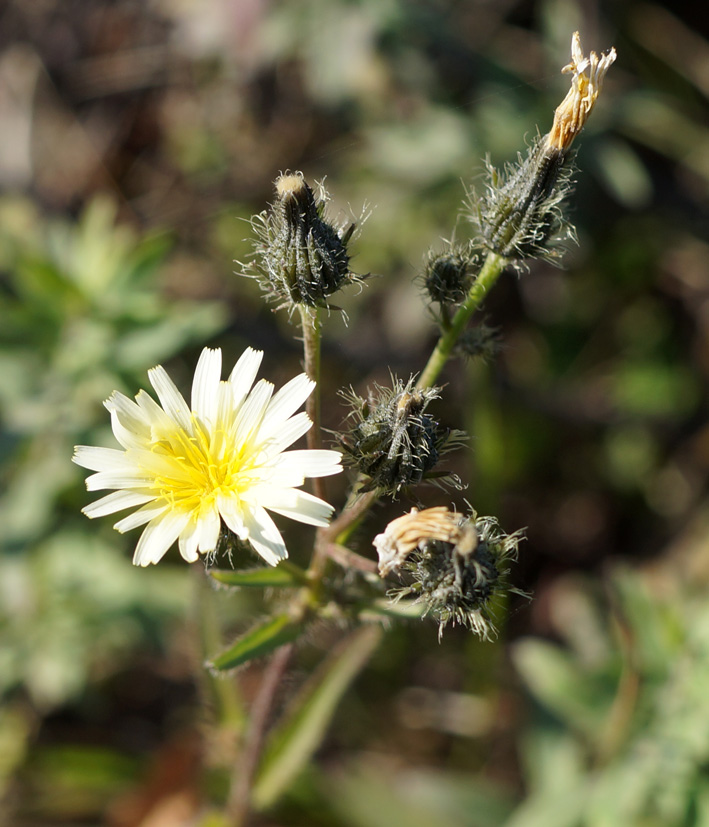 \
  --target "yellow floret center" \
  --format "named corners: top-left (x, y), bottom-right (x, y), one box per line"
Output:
top-left (144, 417), bottom-right (262, 515)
